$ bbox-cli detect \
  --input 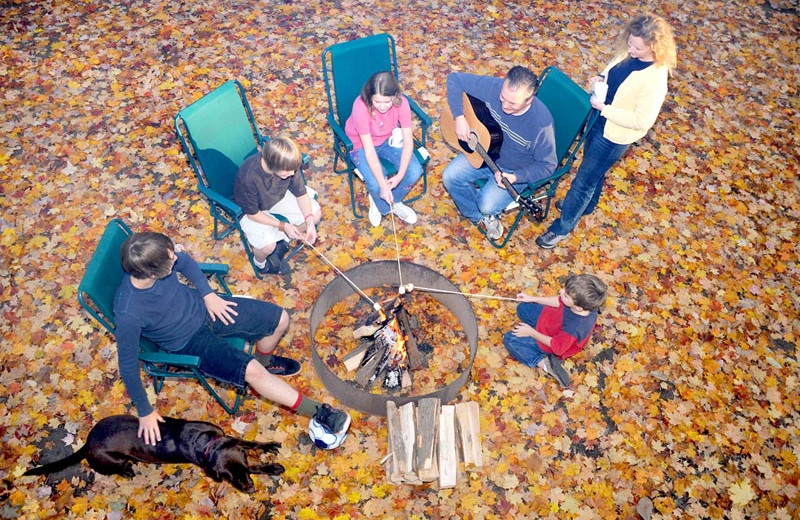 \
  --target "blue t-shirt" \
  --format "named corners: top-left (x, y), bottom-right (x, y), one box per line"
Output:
top-left (446, 72), bottom-right (557, 184)
top-left (113, 253), bottom-right (213, 416)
